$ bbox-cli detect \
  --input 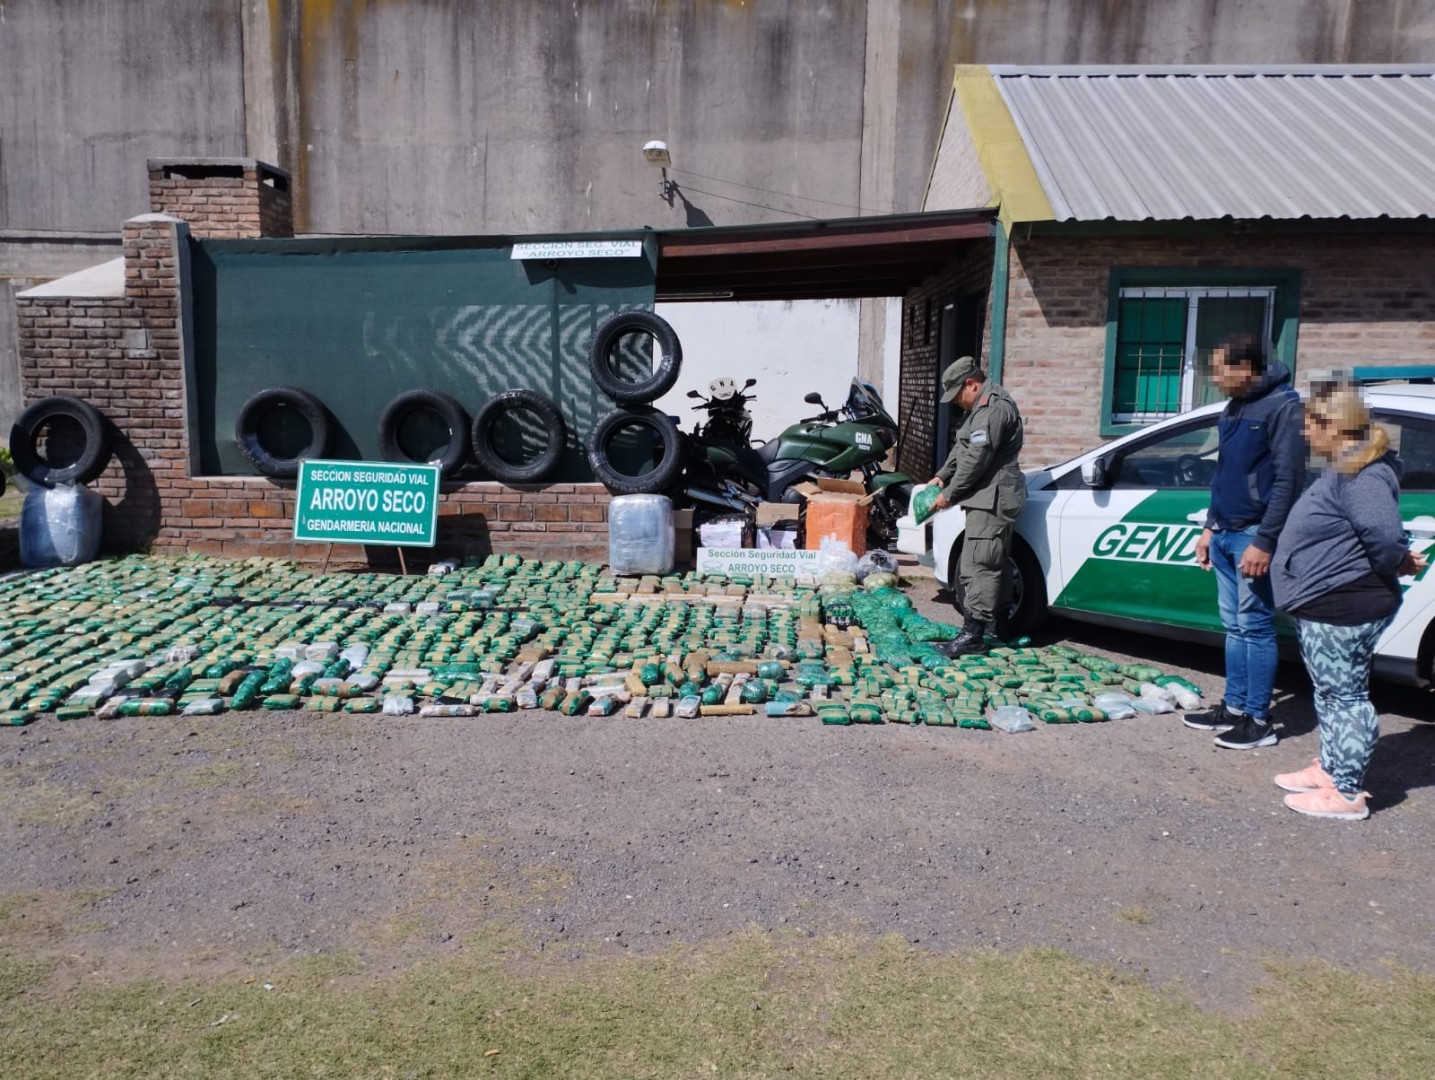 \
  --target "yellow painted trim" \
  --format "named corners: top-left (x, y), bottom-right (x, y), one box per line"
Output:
top-left (951, 65), bottom-right (1054, 228)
